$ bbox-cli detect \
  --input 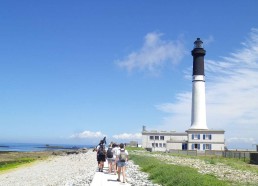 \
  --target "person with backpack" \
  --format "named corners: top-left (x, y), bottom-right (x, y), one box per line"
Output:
top-left (112, 143), bottom-right (119, 174)
top-left (116, 143), bottom-right (128, 183)
top-left (97, 142), bottom-right (106, 172)
top-left (106, 143), bottom-right (114, 174)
